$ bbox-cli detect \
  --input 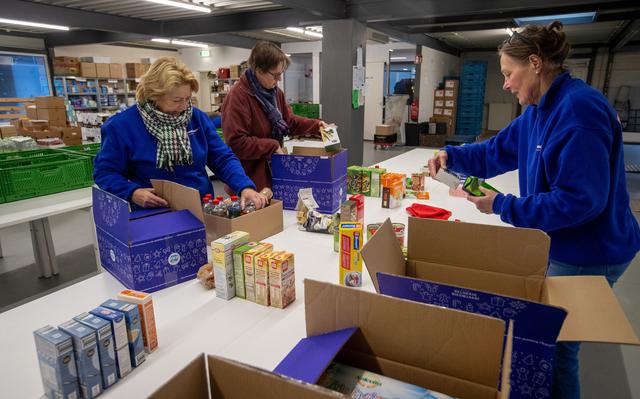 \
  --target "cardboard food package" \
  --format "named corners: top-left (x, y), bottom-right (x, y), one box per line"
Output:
top-left (375, 124), bottom-right (395, 136)
top-left (362, 218), bottom-right (640, 399)
top-left (272, 147), bottom-right (347, 214)
top-left (109, 63), bottom-right (123, 79)
top-left (80, 62), bottom-right (97, 78)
